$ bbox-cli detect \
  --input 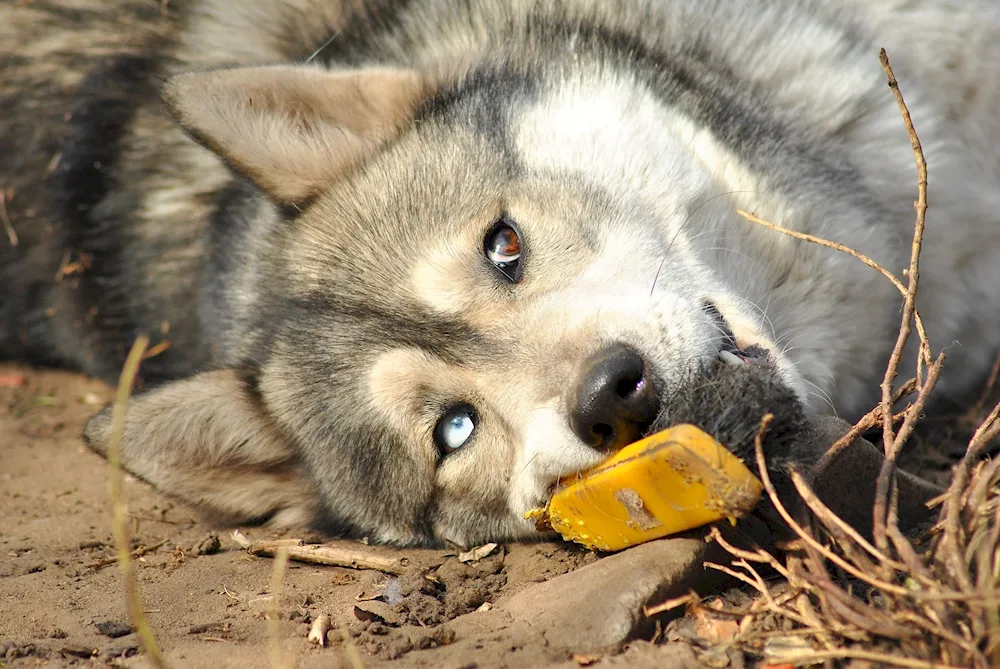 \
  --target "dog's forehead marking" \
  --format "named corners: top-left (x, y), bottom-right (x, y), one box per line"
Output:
top-left (513, 75), bottom-right (768, 218)
top-left (410, 242), bottom-right (480, 316)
